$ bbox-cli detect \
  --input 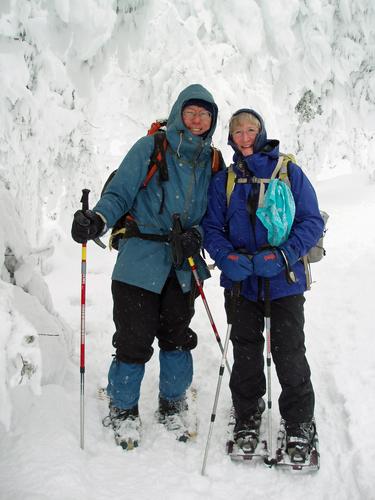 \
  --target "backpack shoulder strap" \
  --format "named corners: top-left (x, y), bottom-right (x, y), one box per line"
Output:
top-left (226, 164), bottom-right (270, 207)
top-left (272, 153), bottom-right (296, 188)
top-left (226, 164), bottom-right (236, 206)
top-left (225, 154), bottom-right (295, 208)
top-left (141, 131), bottom-right (168, 189)
top-left (271, 155), bottom-right (286, 180)
top-left (153, 131), bottom-right (169, 183)
top-left (253, 153), bottom-right (295, 207)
